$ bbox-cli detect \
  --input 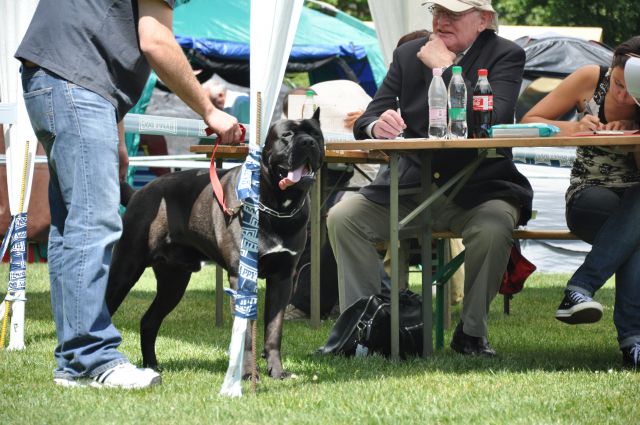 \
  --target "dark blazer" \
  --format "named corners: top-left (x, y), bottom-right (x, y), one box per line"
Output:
top-left (354, 30), bottom-right (533, 225)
